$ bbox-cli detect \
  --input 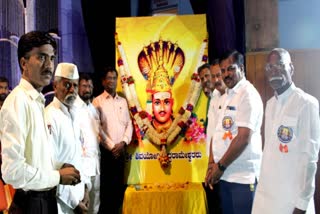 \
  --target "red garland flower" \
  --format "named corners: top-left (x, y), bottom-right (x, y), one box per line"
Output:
top-left (186, 104), bottom-right (193, 112)
top-left (121, 76), bottom-right (127, 84)
top-left (127, 76), bottom-right (134, 84)
top-left (178, 107), bottom-right (185, 115)
top-left (139, 110), bottom-right (149, 119)
top-left (130, 106), bottom-right (138, 115)
top-left (117, 58), bottom-right (123, 66)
